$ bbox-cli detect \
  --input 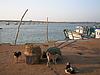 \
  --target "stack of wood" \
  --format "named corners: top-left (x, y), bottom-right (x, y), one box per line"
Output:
top-left (24, 44), bottom-right (42, 64)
